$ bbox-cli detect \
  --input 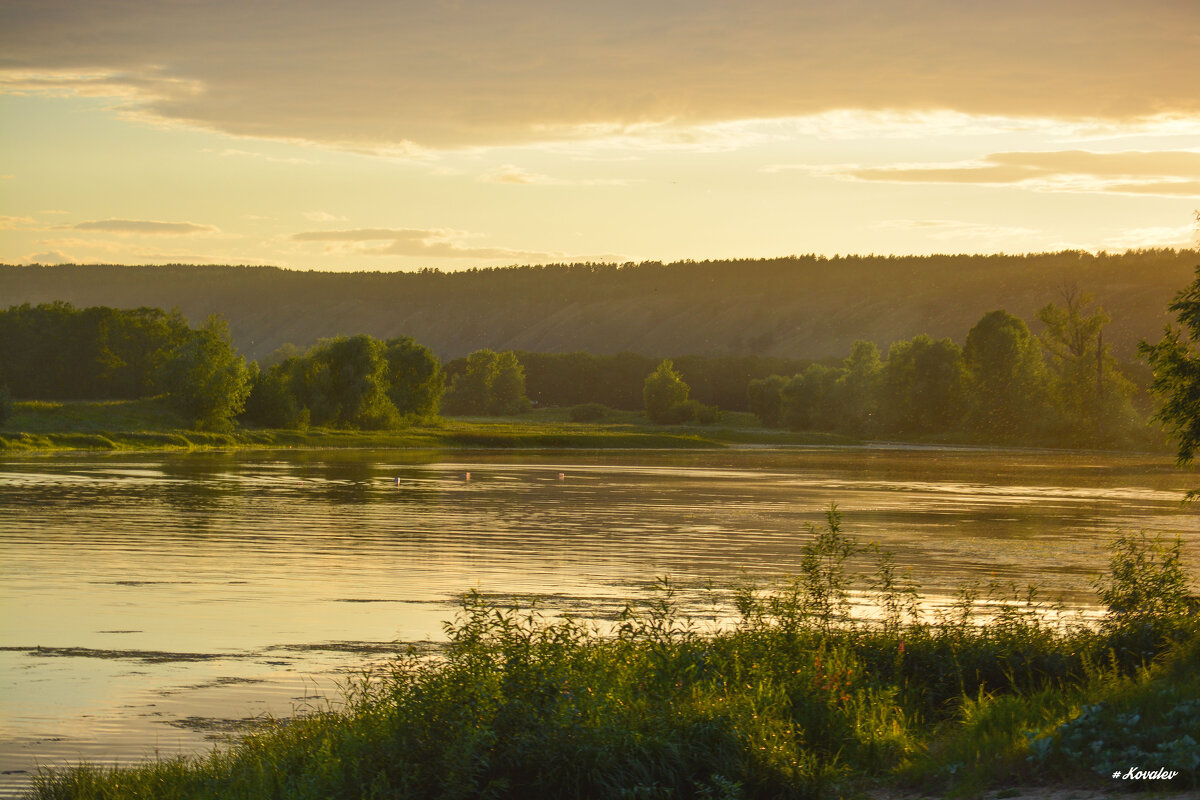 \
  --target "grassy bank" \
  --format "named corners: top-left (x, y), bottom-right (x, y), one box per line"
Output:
top-left (0, 400), bottom-right (855, 453)
top-left (28, 514), bottom-right (1200, 799)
